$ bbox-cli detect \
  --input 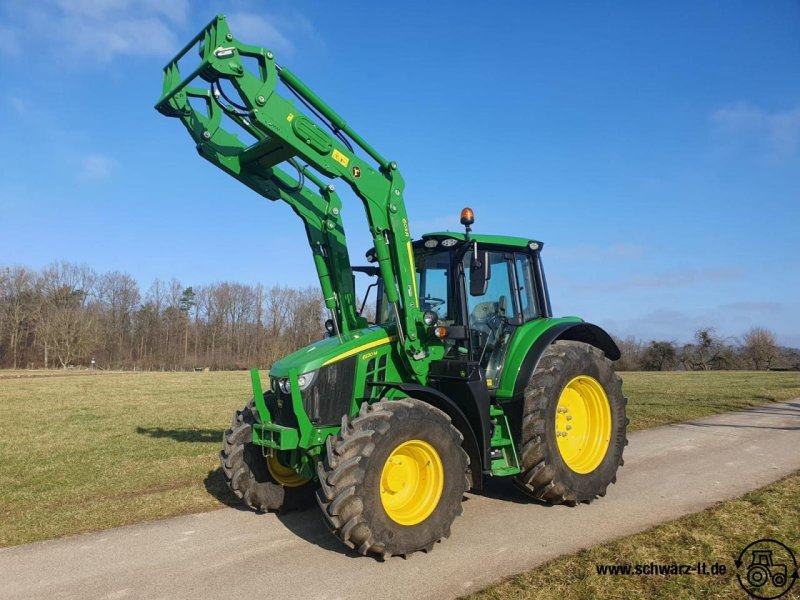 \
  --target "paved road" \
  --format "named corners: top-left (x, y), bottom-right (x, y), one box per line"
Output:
top-left (3, 400), bottom-right (799, 600)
